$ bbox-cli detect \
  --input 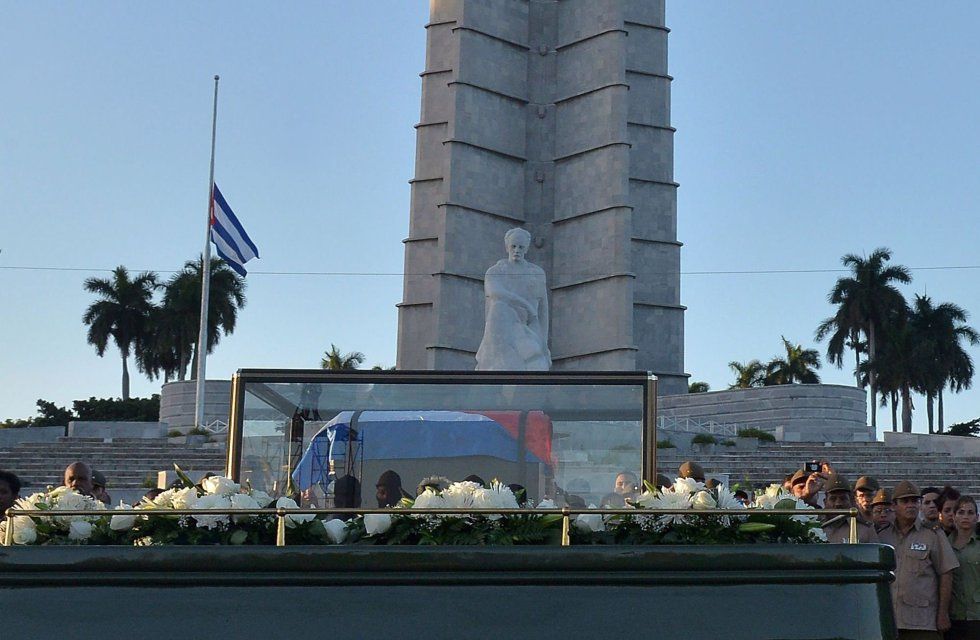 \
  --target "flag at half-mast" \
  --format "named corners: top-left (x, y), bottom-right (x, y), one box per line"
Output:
top-left (210, 184), bottom-right (259, 276)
